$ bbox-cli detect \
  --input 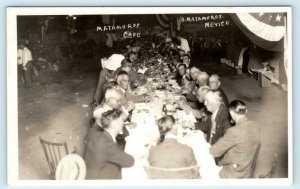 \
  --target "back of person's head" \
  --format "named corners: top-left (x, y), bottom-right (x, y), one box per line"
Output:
top-left (104, 81), bottom-right (118, 90)
top-left (229, 100), bottom-right (247, 115)
top-left (157, 115), bottom-right (175, 136)
top-left (93, 105), bottom-right (113, 126)
top-left (100, 109), bottom-right (123, 129)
